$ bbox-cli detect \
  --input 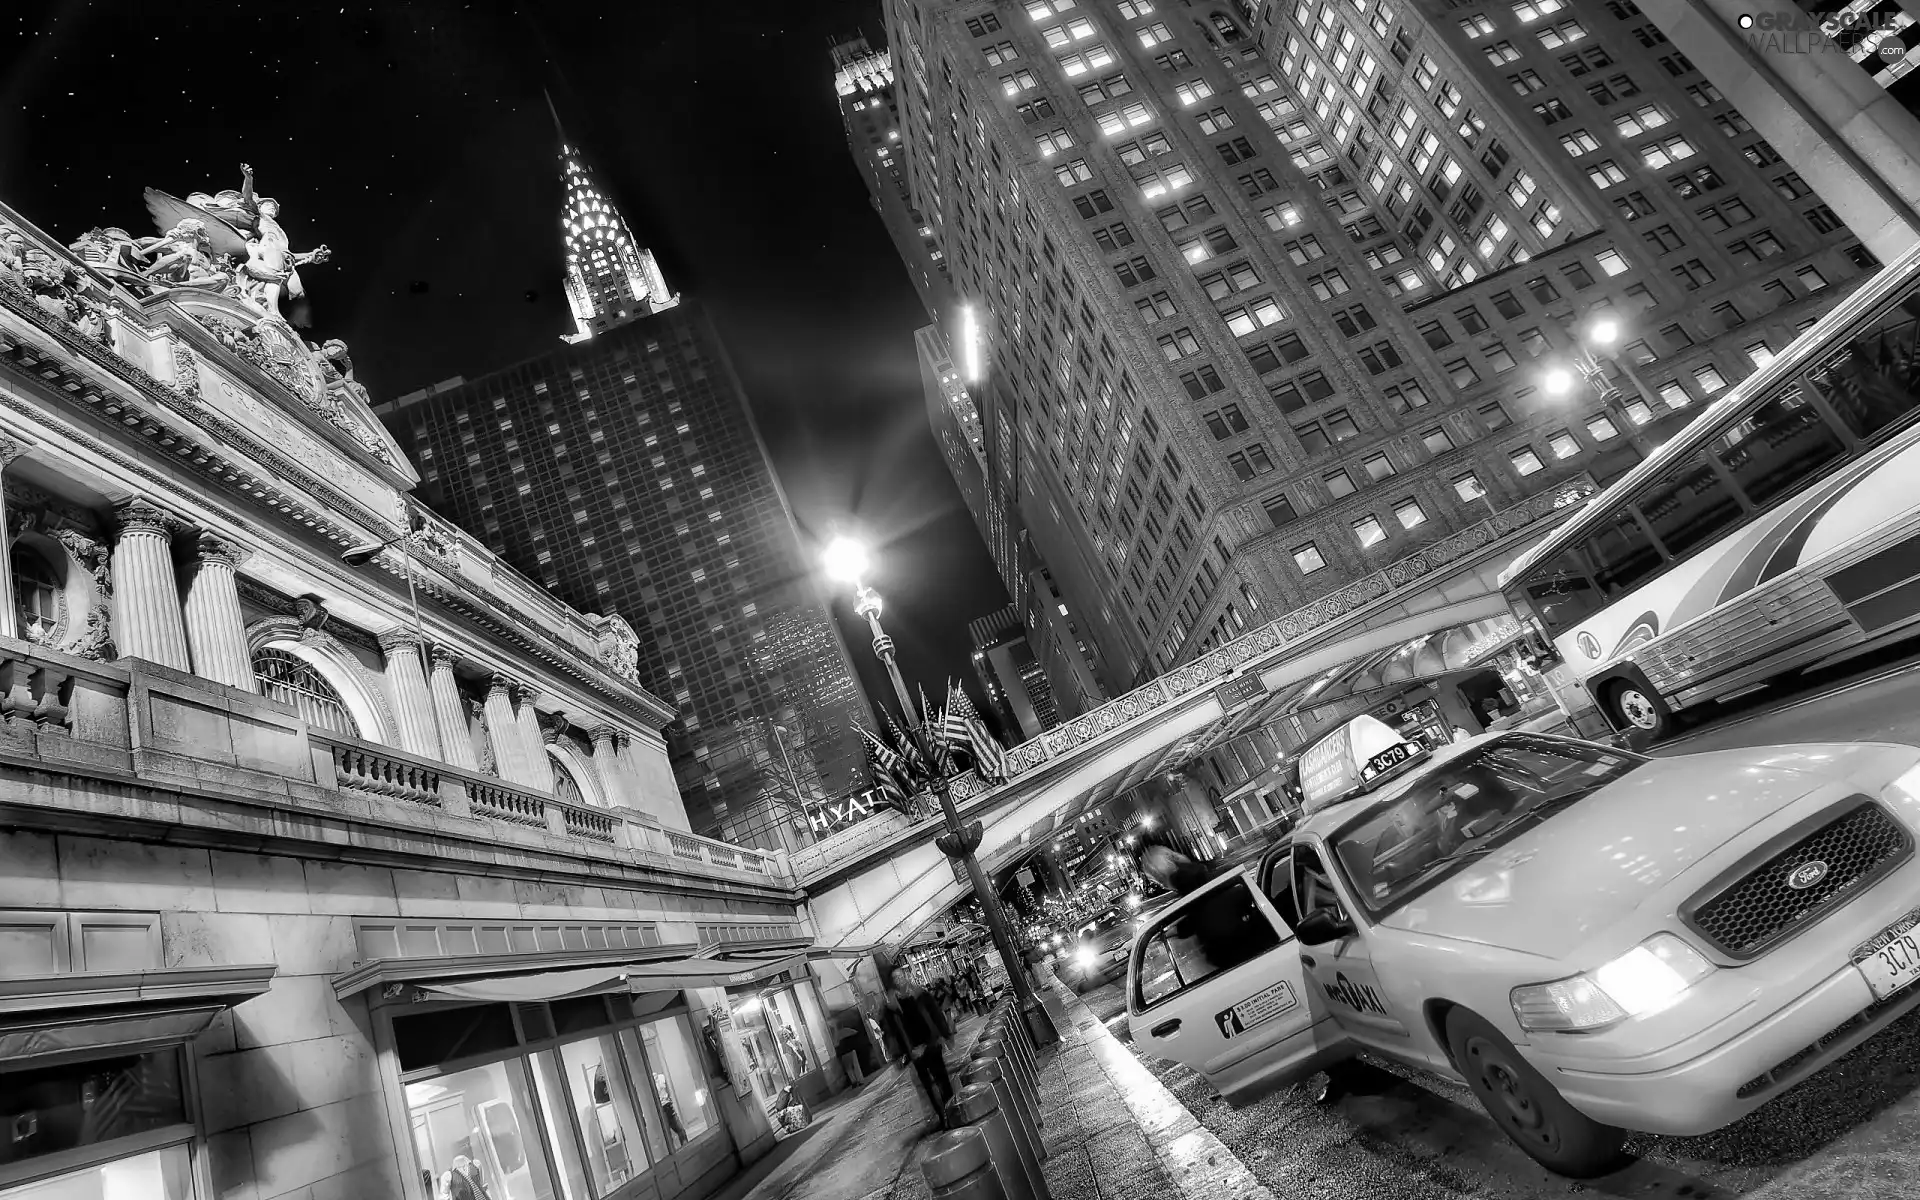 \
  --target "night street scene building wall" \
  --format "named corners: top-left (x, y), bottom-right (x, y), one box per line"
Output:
top-left (378, 139), bottom-right (874, 854)
top-left (0, 170), bottom-right (835, 1200)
